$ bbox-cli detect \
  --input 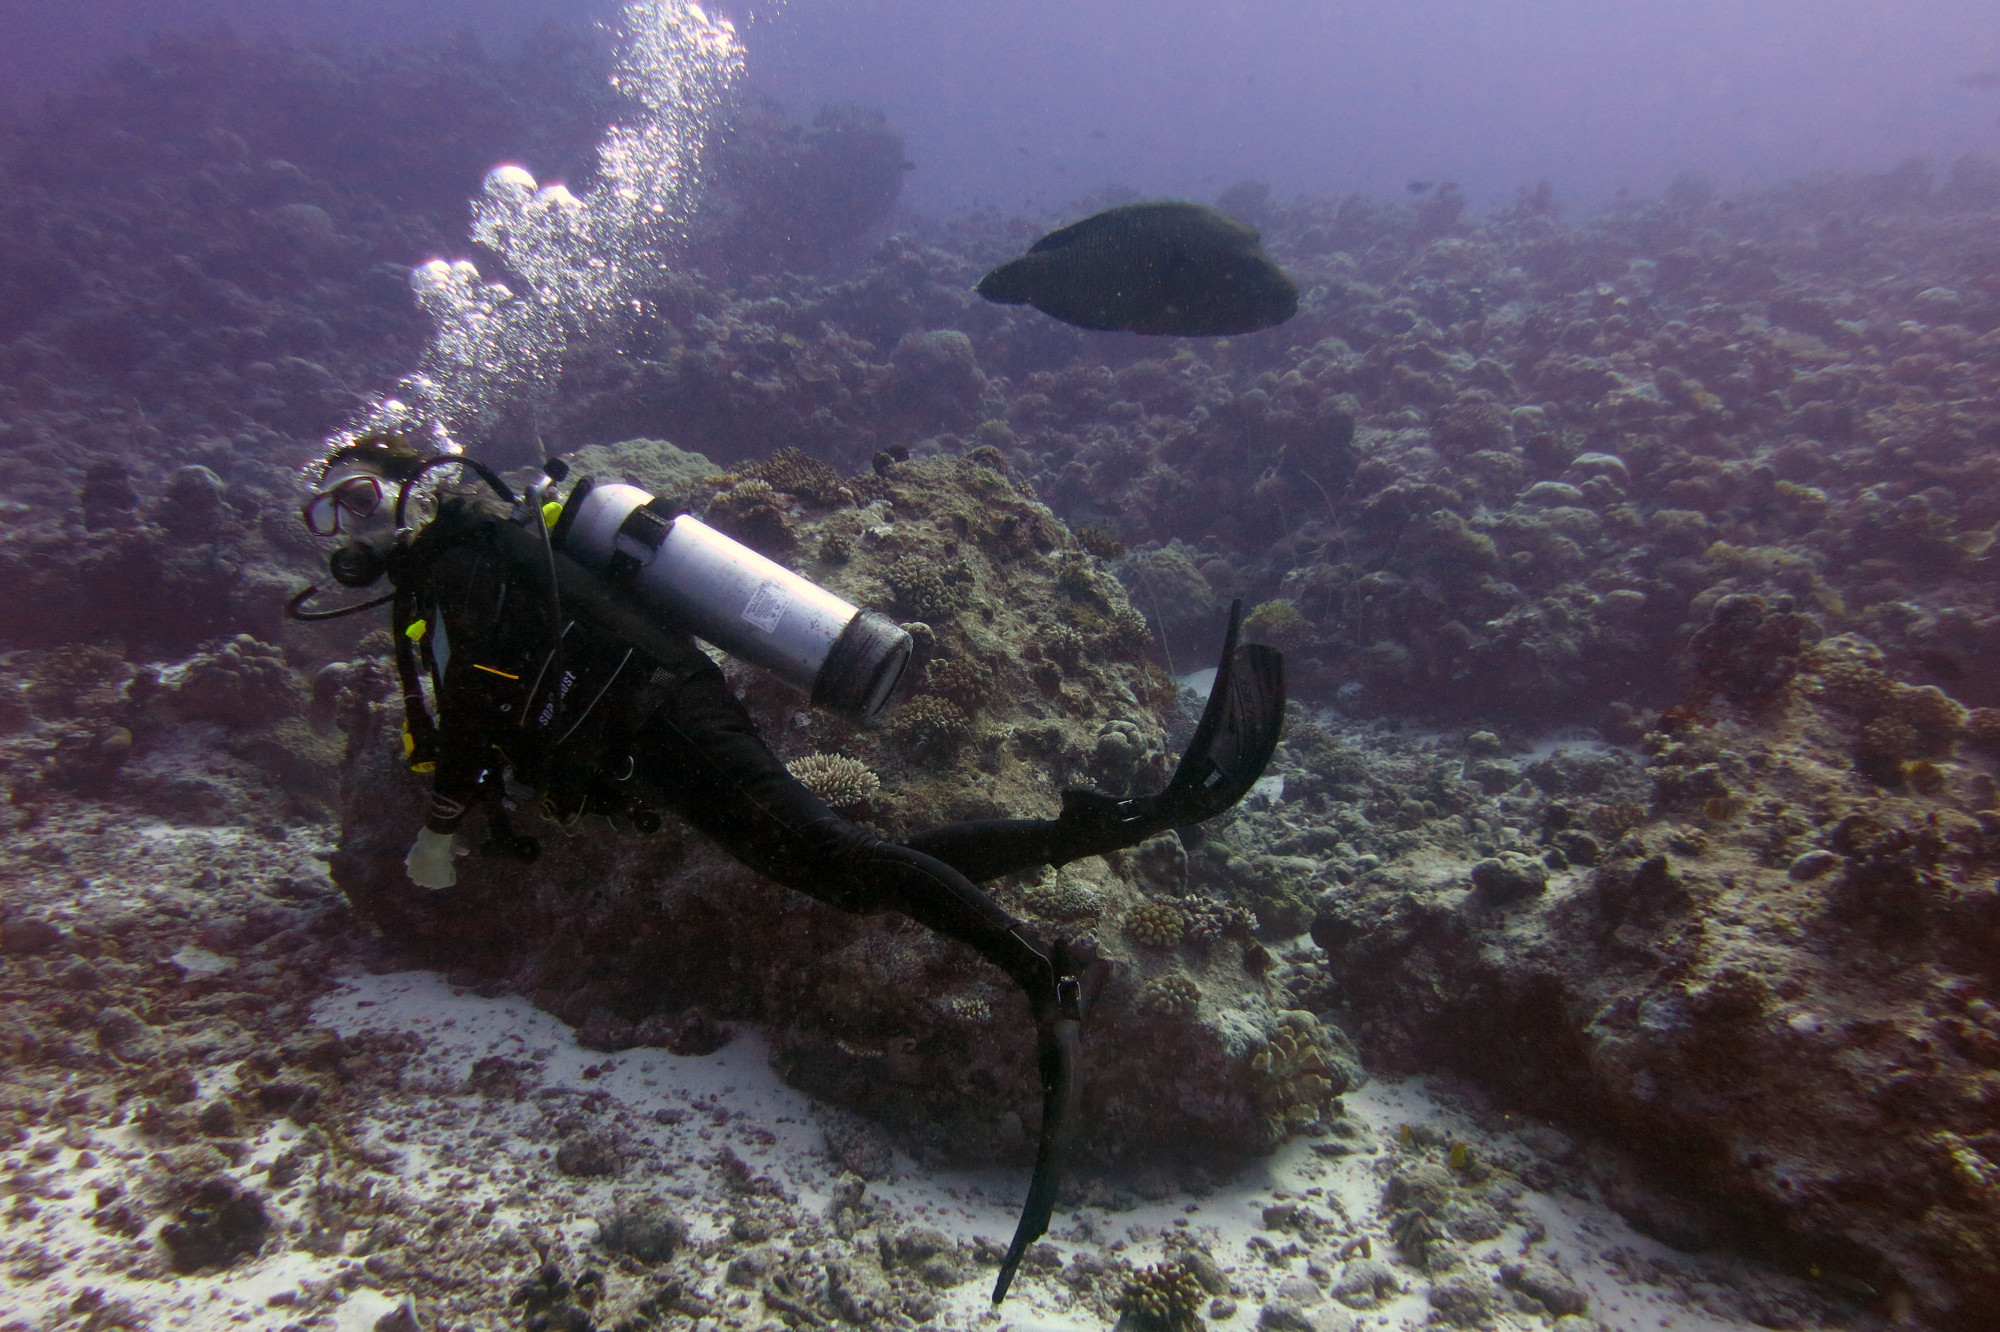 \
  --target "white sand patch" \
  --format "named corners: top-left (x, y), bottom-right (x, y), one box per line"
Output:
top-left (0, 792), bottom-right (1832, 1332)
top-left (0, 962), bottom-right (1835, 1332)
top-left (0, 1119), bottom-right (429, 1331)
top-left (271, 970), bottom-right (1790, 1331)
